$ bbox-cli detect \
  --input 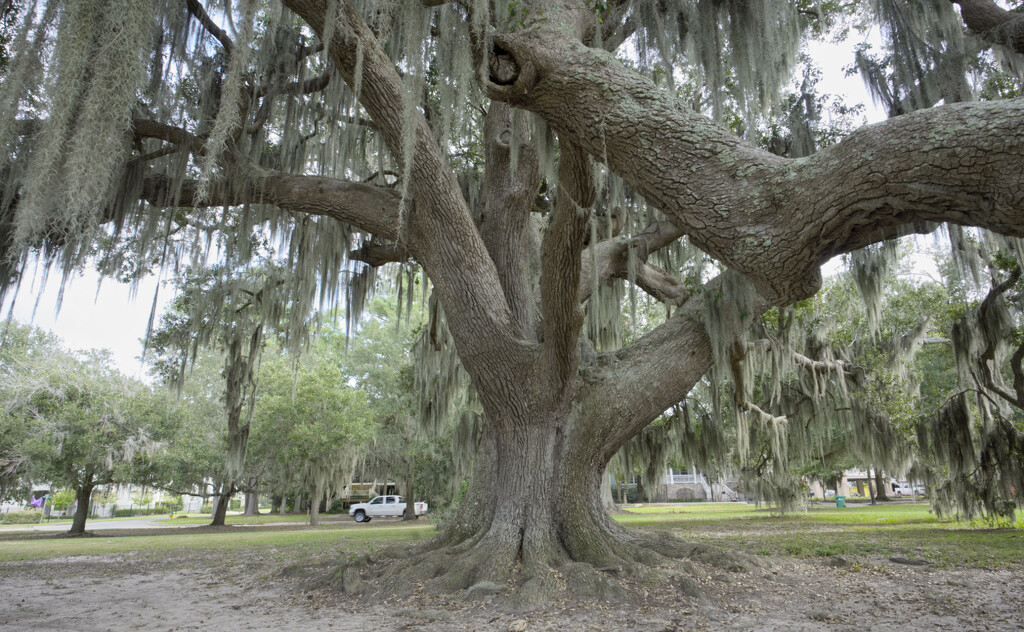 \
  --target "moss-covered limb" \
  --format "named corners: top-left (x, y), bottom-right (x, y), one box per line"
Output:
top-left (539, 140), bottom-right (595, 391)
top-left (138, 171), bottom-right (405, 240)
top-left (479, 102), bottom-right (543, 340)
top-left (185, 0), bottom-right (235, 55)
top-left (953, 0), bottom-right (1024, 54)
top-left (348, 243), bottom-right (408, 267)
top-left (486, 26), bottom-right (1024, 304)
top-left (578, 221), bottom-right (689, 306)
top-left (581, 272), bottom-right (770, 458)
top-left (283, 0), bottom-right (533, 403)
